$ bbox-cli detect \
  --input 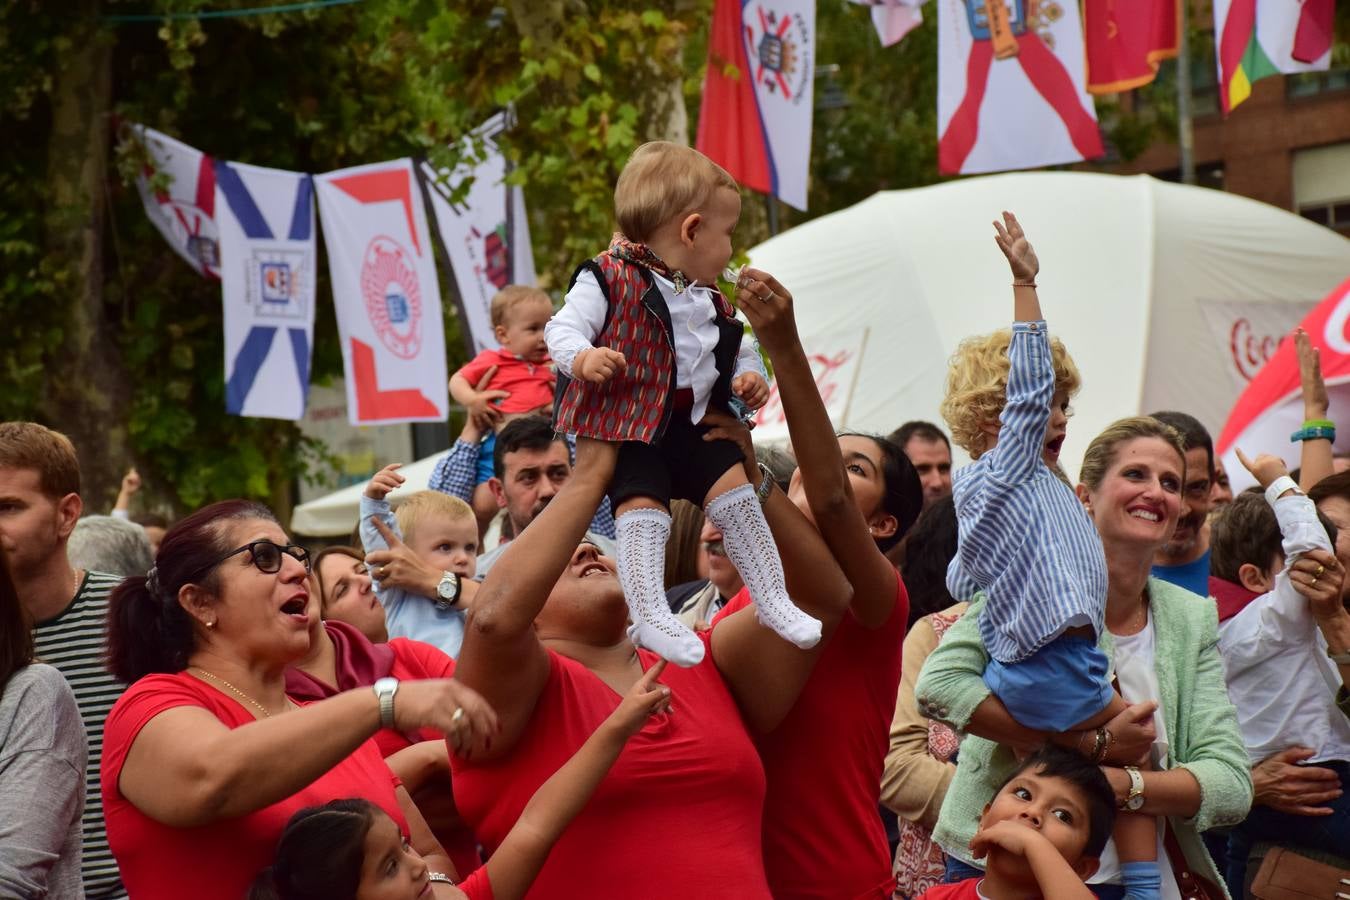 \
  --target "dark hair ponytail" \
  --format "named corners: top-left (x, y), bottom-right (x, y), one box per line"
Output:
top-left (107, 499), bottom-right (278, 683)
top-left (249, 800), bottom-right (377, 900)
